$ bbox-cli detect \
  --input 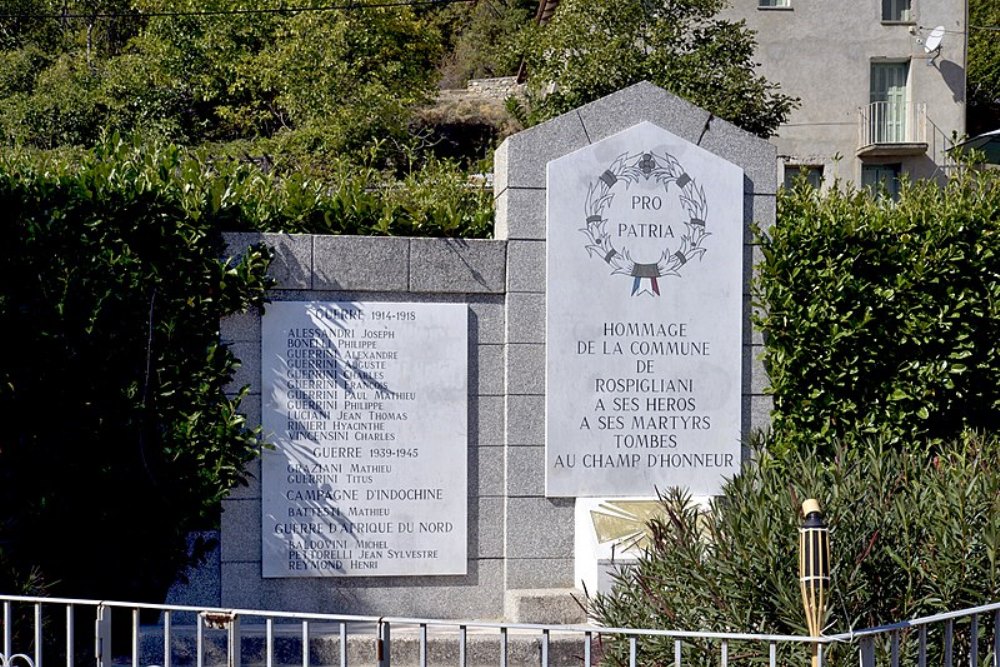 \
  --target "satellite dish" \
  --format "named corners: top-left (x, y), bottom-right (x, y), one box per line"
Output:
top-left (924, 26), bottom-right (945, 53)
